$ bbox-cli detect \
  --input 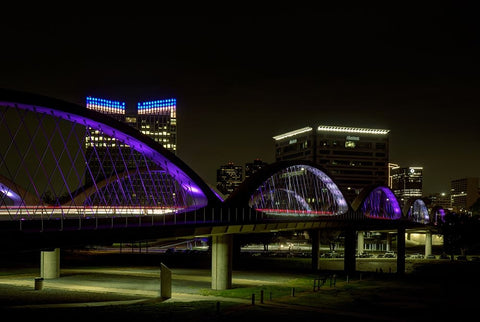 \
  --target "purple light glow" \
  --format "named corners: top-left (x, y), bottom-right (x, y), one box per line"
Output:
top-left (408, 199), bottom-right (430, 224)
top-left (363, 186), bottom-right (402, 220)
top-left (0, 182), bottom-right (24, 206)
